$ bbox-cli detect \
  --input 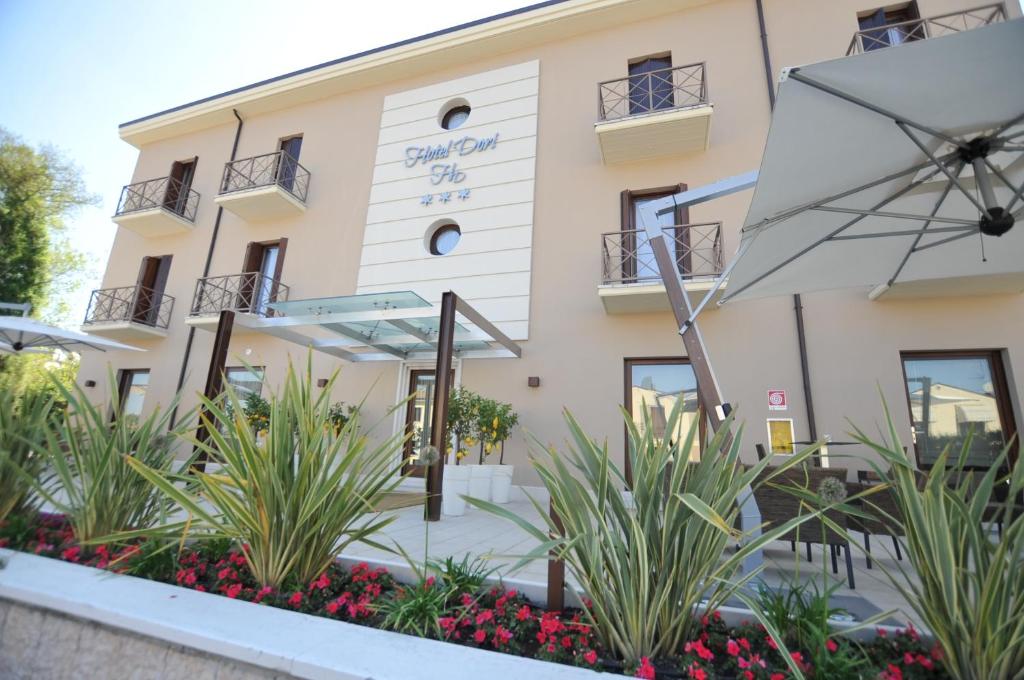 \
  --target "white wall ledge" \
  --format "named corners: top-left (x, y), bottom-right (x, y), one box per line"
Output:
top-left (0, 549), bottom-right (623, 680)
